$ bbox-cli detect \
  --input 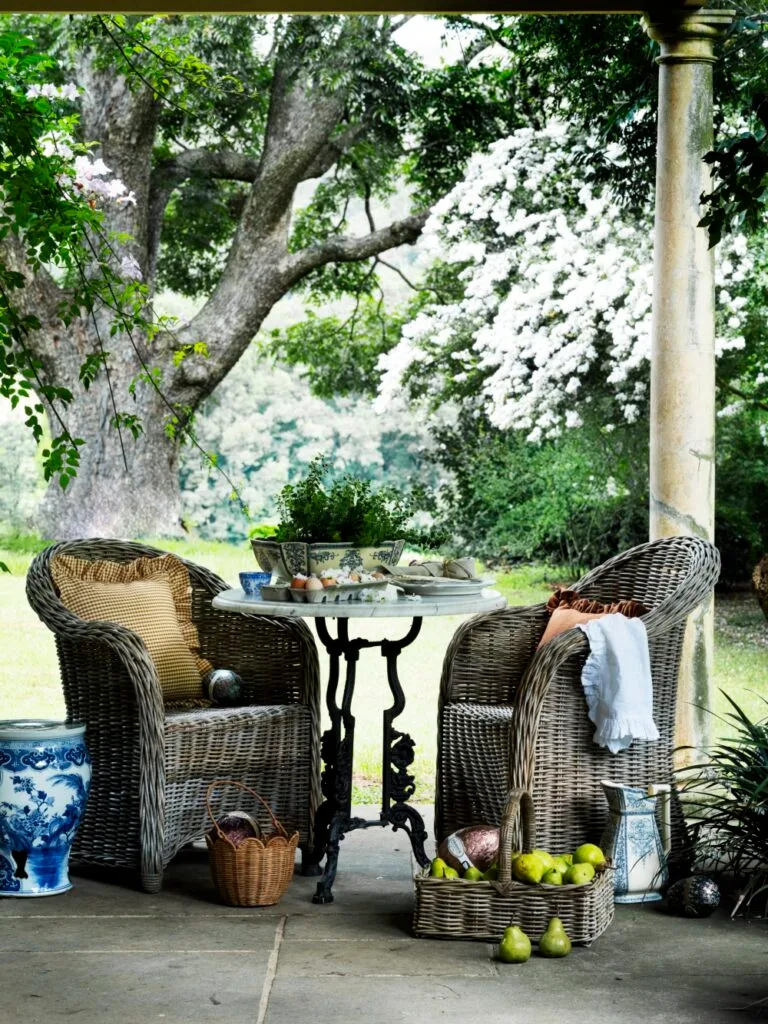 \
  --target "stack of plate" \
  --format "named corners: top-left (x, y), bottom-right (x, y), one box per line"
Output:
top-left (389, 576), bottom-right (494, 598)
